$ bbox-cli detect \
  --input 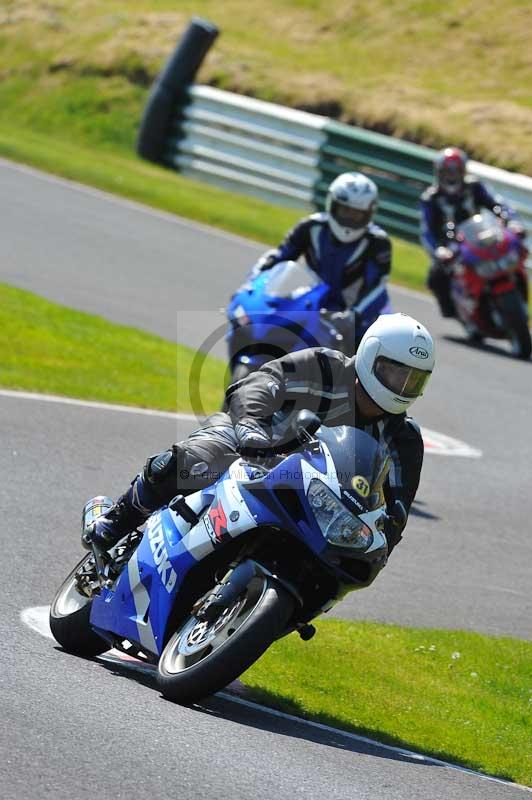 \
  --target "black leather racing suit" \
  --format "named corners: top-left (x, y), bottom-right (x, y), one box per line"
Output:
top-left (135, 348), bottom-right (423, 553)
